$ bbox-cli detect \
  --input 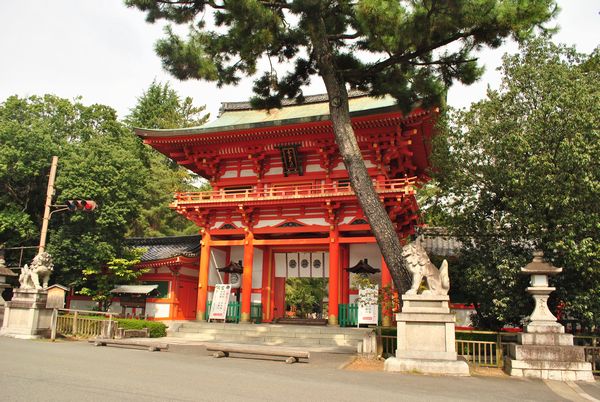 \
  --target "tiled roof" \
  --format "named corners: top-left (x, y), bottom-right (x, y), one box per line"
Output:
top-left (135, 92), bottom-right (398, 138)
top-left (419, 228), bottom-right (462, 257)
top-left (220, 90), bottom-right (369, 112)
top-left (111, 285), bottom-right (159, 295)
top-left (126, 235), bottom-right (200, 262)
